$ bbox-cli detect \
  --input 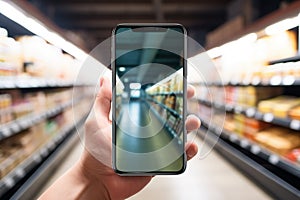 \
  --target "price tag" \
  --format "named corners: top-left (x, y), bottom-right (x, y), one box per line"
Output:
top-left (225, 104), bottom-right (233, 111)
top-left (15, 168), bottom-right (25, 178)
top-left (33, 154), bottom-right (42, 163)
top-left (282, 76), bottom-right (295, 86)
top-left (242, 78), bottom-right (251, 85)
top-left (263, 113), bottom-right (274, 123)
top-left (270, 76), bottom-right (282, 86)
top-left (3, 177), bottom-right (15, 188)
top-left (19, 120), bottom-right (26, 129)
top-left (2, 127), bottom-right (11, 137)
top-left (10, 123), bottom-right (20, 133)
top-left (229, 134), bottom-right (238, 142)
top-left (268, 155), bottom-right (279, 165)
top-left (251, 76), bottom-right (260, 85)
top-left (240, 139), bottom-right (249, 148)
top-left (290, 120), bottom-right (300, 130)
top-left (215, 103), bottom-right (222, 109)
top-left (24, 119), bottom-right (31, 127)
top-left (234, 106), bottom-right (243, 114)
top-left (246, 108), bottom-right (256, 117)
top-left (251, 145), bottom-right (260, 154)
top-left (41, 148), bottom-right (48, 157)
